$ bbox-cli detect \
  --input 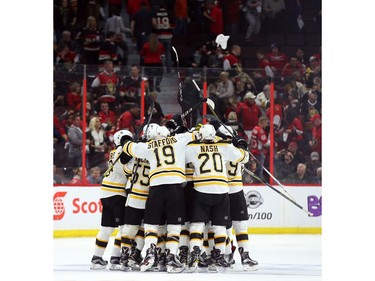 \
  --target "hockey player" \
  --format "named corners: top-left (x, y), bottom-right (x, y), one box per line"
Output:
top-left (90, 129), bottom-right (133, 270)
top-left (185, 124), bottom-right (249, 271)
top-left (218, 125), bottom-right (258, 271)
top-left (122, 125), bottom-right (196, 273)
top-left (120, 123), bottom-right (157, 271)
